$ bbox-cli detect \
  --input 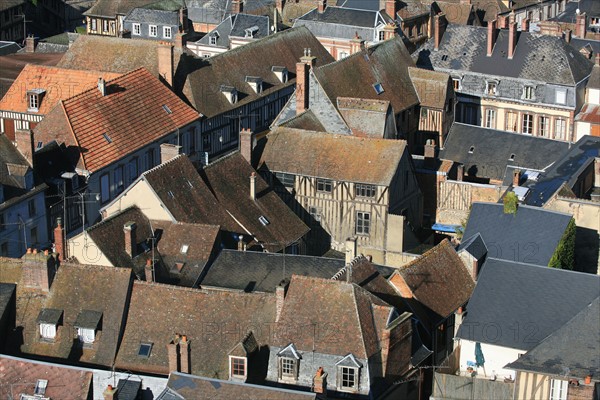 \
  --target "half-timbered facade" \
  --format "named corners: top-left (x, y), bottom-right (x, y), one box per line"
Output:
top-left (259, 127), bottom-right (422, 262)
